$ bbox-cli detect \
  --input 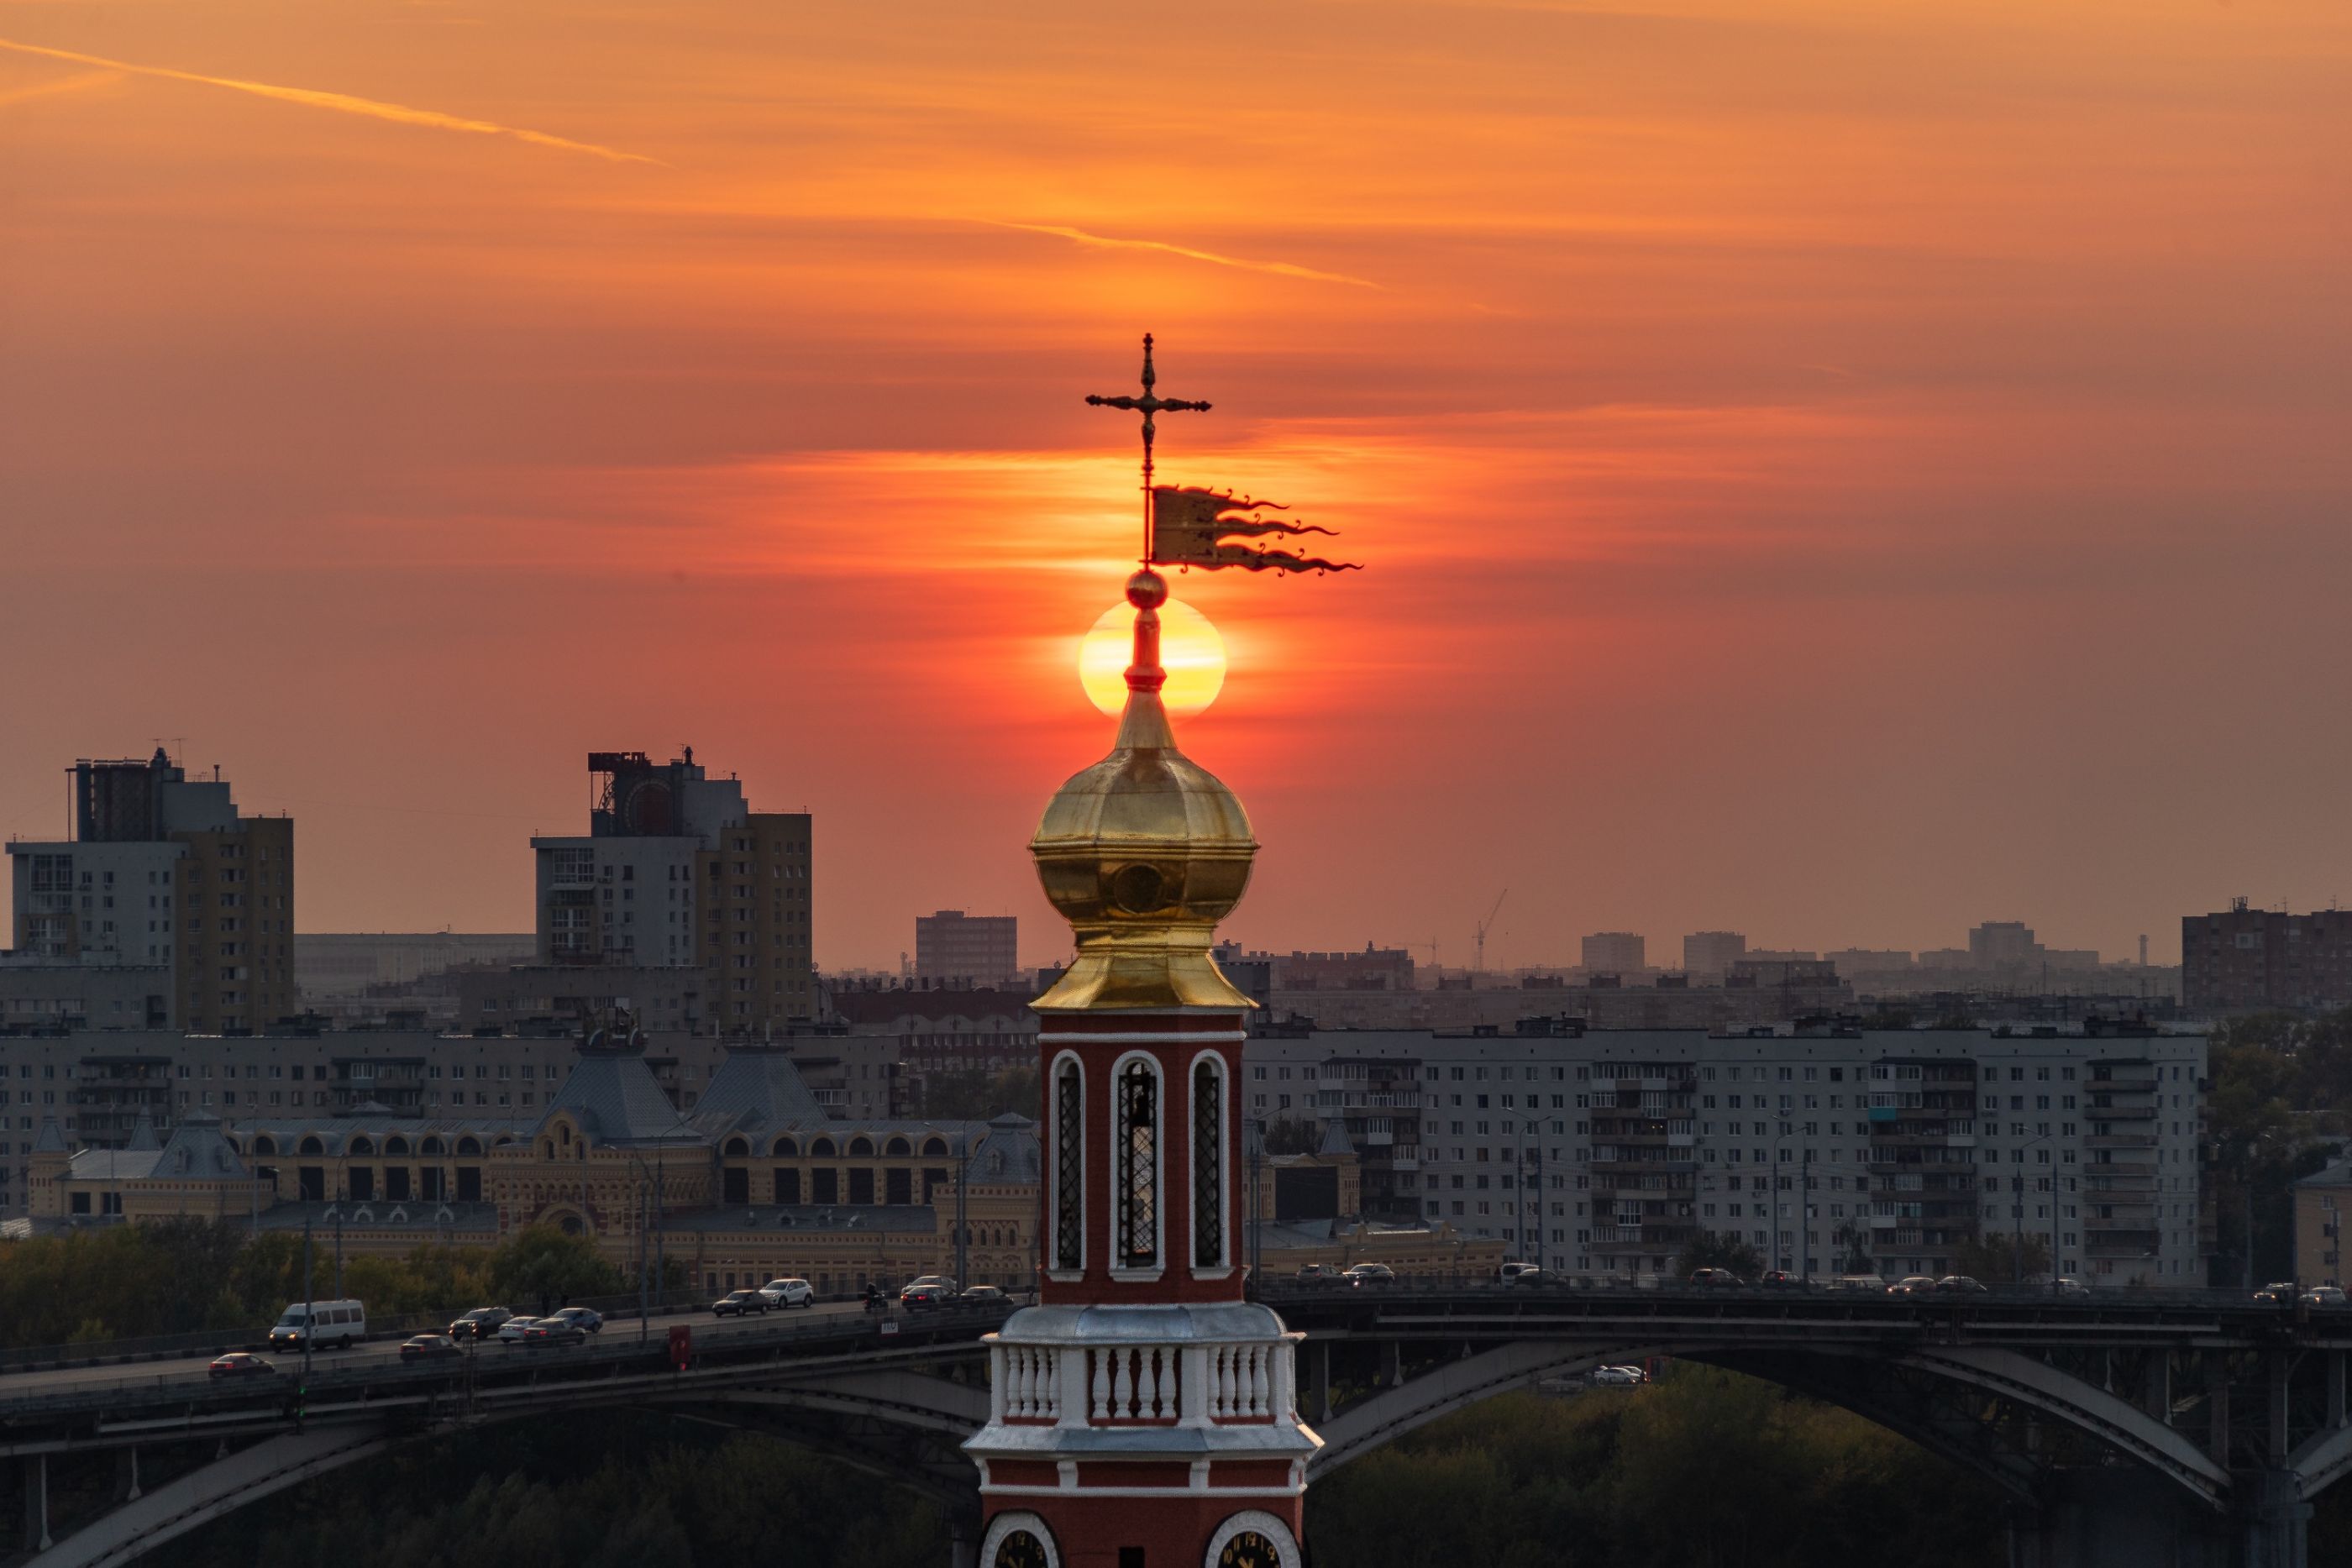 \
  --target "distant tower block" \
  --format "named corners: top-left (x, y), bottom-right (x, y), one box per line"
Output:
top-left (963, 568), bottom-right (1319, 1568)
